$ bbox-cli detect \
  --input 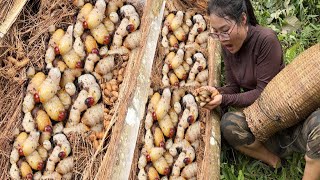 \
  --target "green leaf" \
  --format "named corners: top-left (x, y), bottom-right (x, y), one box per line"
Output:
top-left (237, 170), bottom-right (244, 180)
top-left (285, 42), bottom-right (300, 63)
top-left (284, 16), bottom-right (301, 29)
